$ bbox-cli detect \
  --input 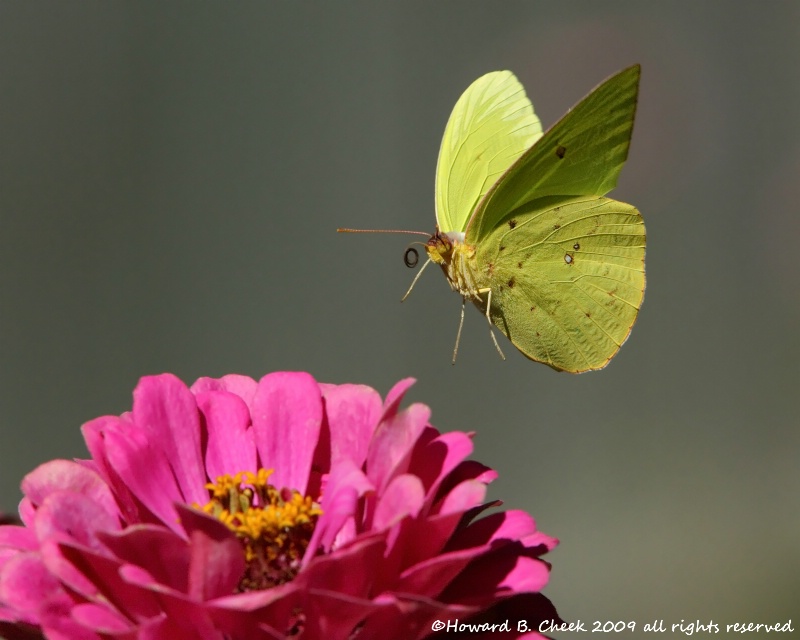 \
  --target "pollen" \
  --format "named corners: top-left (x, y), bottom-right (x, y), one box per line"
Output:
top-left (197, 469), bottom-right (321, 591)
